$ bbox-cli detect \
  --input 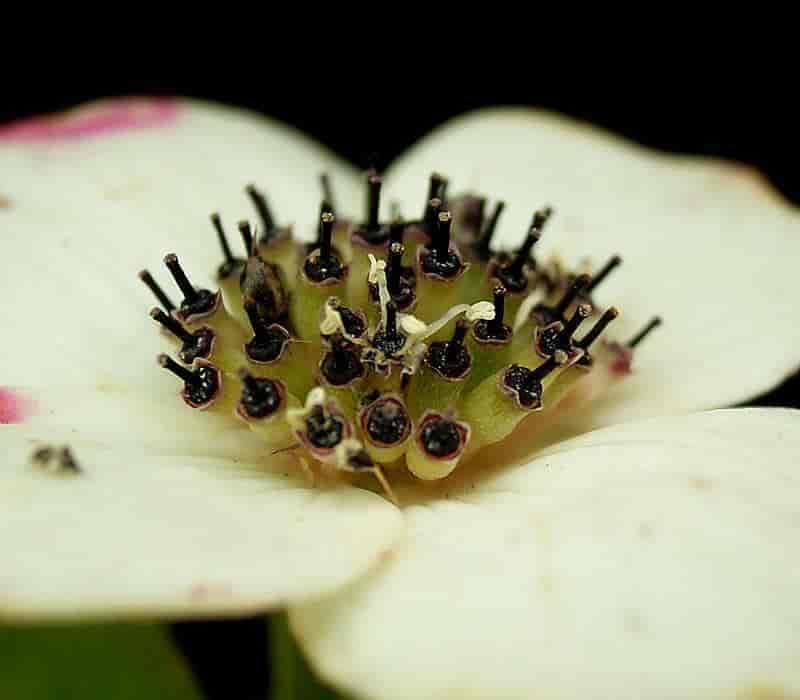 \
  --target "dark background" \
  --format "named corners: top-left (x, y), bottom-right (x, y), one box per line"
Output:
top-left (4, 57), bottom-right (798, 699)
